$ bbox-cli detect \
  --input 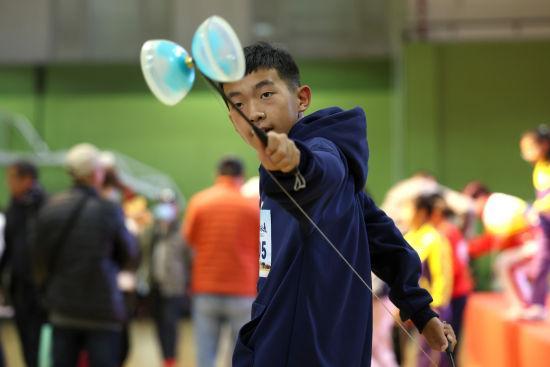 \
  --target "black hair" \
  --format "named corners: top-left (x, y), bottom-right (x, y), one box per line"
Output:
top-left (463, 181), bottom-right (491, 199)
top-left (414, 193), bottom-right (445, 218)
top-left (102, 168), bottom-right (128, 191)
top-left (442, 207), bottom-right (456, 220)
top-left (242, 42), bottom-right (301, 89)
top-left (523, 124), bottom-right (550, 159)
top-left (9, 160), bottom-right (38, 180)
top-left (217, 156), bottom-right (244, 177)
